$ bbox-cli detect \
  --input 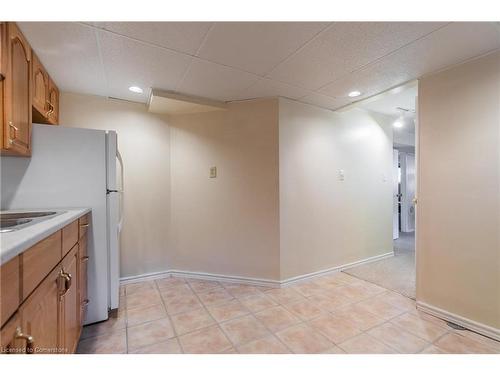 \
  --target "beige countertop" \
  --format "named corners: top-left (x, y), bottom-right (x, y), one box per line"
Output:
top-left (0, 208), bottom-right (91, 266)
